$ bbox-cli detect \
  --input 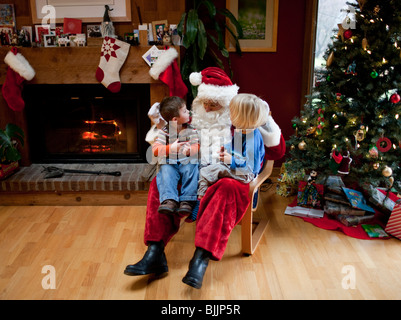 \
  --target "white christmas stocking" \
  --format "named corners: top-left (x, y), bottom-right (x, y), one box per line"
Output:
top-left (96, 37), bottom-right (130, 93)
